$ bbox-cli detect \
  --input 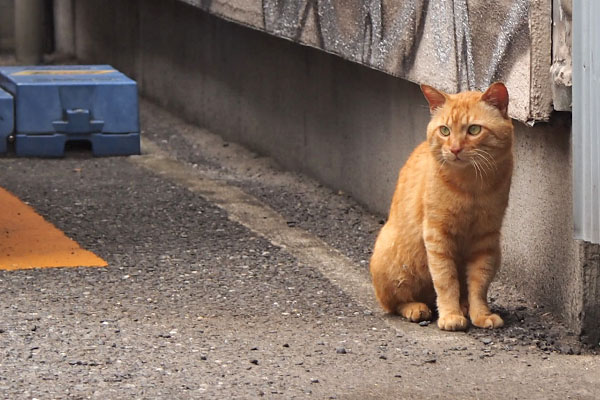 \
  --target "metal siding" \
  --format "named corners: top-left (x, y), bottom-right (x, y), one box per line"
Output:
top-left (573, 0), bottom-right (600, 243)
